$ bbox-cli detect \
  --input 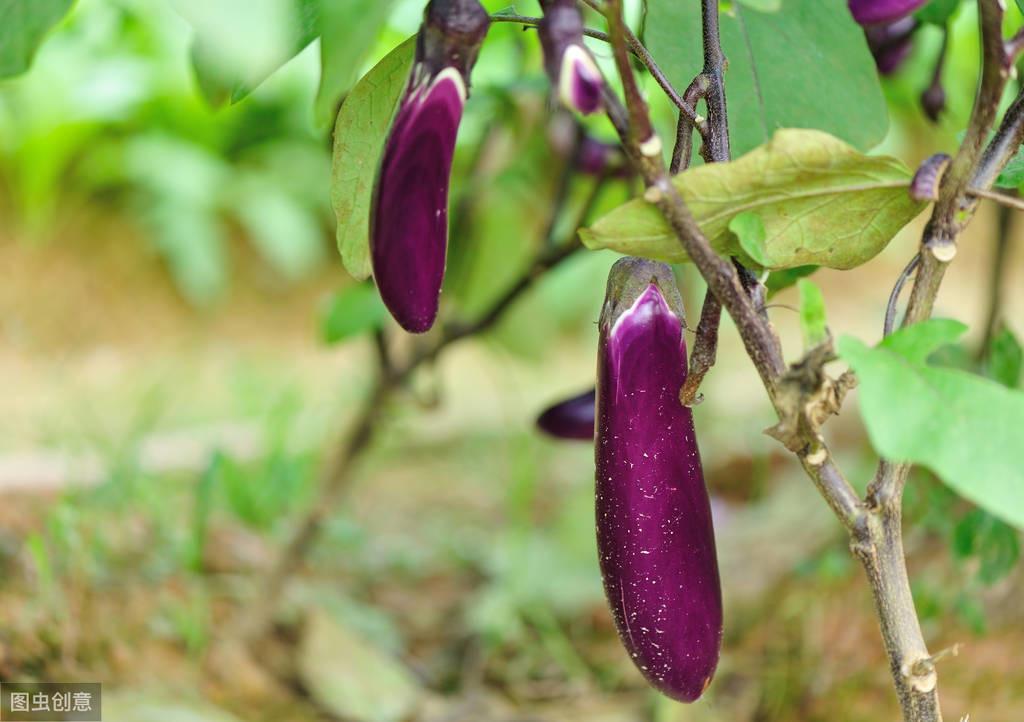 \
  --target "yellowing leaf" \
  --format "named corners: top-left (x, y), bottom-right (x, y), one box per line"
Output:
top-left (580, 129), bottom-right (925, 271)
top-left (331, 38), bottom-right (414, 281)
